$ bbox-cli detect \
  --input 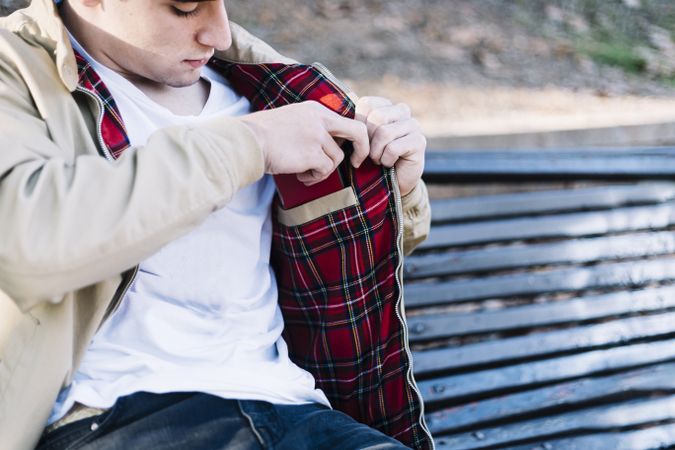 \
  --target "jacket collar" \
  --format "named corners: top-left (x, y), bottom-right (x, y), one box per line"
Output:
top-left (0, 0), bottom-right (296, 92)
